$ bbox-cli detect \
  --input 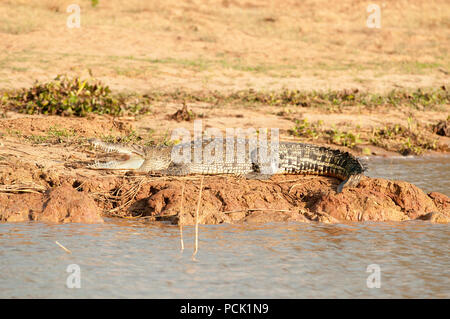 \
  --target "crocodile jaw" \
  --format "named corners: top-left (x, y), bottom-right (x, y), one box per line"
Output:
top-left (88, 138), bottom-right (144, 156)
top-left (88, 155), bottom-right (145, 170)
top-left (88, 139), bottom-right (146, 170)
